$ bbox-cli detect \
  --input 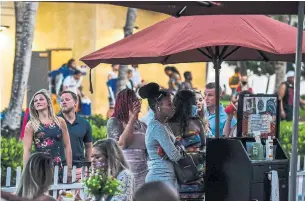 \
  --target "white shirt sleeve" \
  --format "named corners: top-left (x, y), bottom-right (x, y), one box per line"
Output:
top-left (63, 76), bottom-right (70, 87)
